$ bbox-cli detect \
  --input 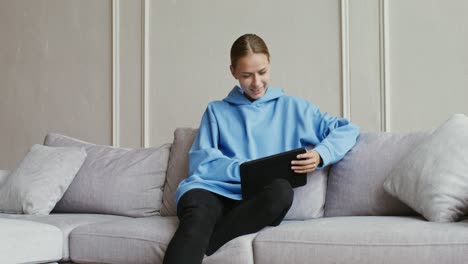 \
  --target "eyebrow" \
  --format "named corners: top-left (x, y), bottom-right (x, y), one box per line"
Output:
top-left (241, 67), bottom-right (268, 75)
